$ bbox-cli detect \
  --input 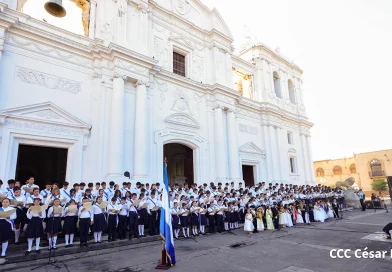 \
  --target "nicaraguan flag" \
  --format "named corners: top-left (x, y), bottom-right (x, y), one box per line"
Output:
top-left (159, 158), bottom-right (176, 265)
